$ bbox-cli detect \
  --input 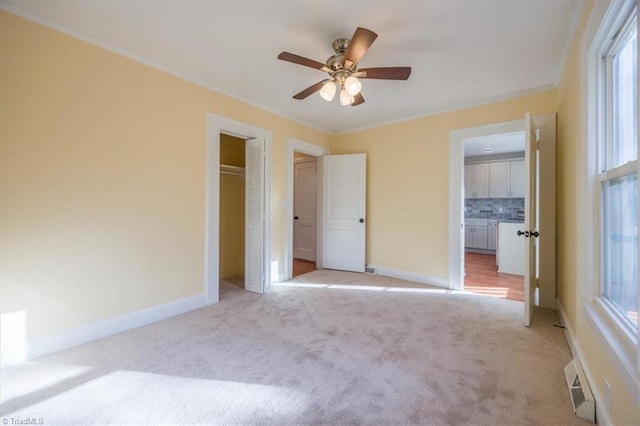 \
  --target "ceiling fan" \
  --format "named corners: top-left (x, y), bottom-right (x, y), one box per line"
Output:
top-left (277, 27), bottom-right (412, 107)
